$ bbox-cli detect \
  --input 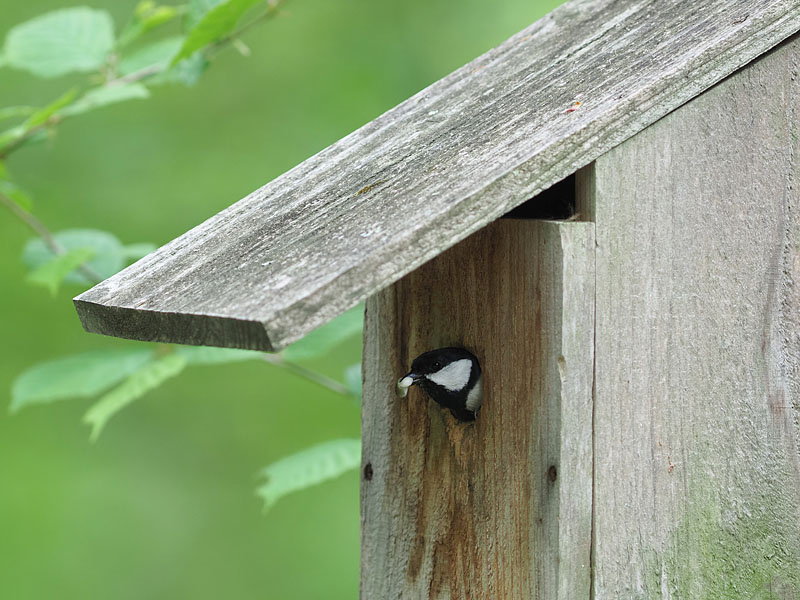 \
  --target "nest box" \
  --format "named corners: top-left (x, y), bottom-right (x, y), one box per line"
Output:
top-left (75, 0), bottom-right (800, 596)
